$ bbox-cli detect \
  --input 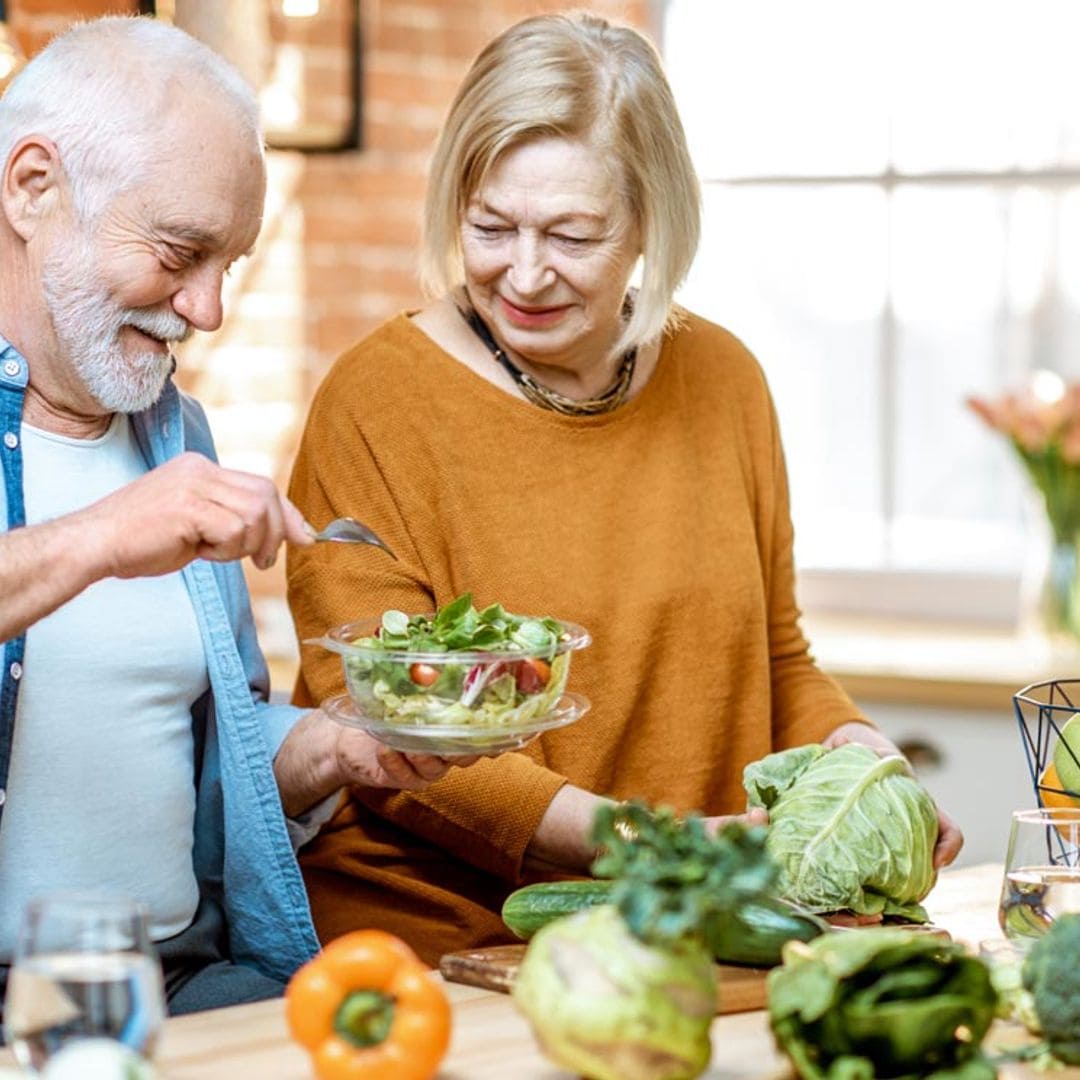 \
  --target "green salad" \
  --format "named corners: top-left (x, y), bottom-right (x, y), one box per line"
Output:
top-left (343, 593), bottom-right (574, 727)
